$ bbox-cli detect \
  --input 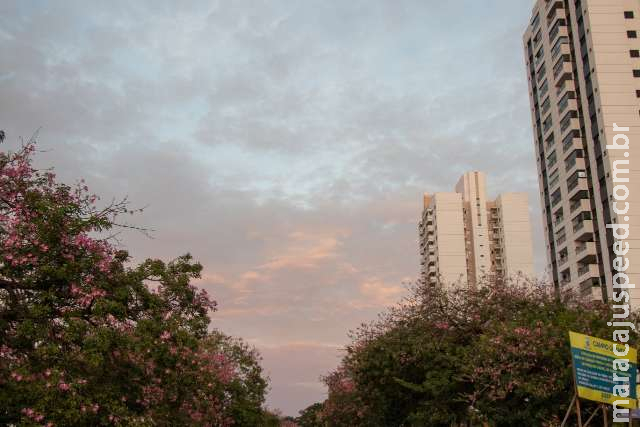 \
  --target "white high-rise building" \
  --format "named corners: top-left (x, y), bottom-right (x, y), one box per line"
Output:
top-left (523, 0), bottom-right (640, 304)
top-left (418, 172), bottom-right (535, 289)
